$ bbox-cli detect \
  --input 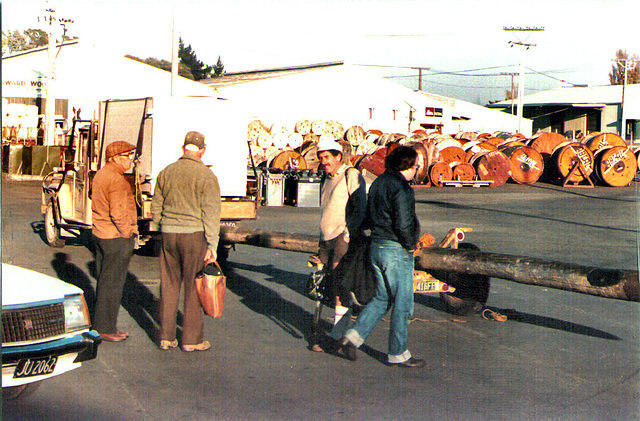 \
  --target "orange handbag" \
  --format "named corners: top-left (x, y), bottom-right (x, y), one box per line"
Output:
top-left (195, 261), bottom-right (226, 318)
